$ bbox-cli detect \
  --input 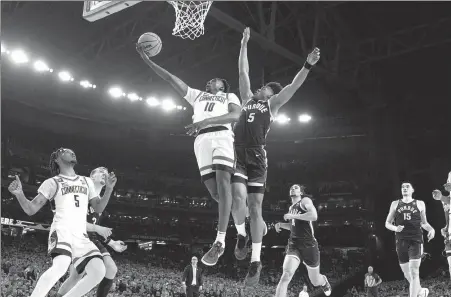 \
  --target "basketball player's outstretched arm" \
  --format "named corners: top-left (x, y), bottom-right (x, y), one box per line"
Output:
top-left (418, 200), bottom-right (435, 241)
top-left (238, 28), bottom-right (253, 105)
top-left (283, 198), bottom-right (318, 222)
top-left (136, 45), bottom-right (188, 98)
top-left (385, 201), bottom-right (402, 232)
top-left (89, 173), bottom-right (117, 213)
top-left (8, 175), bottom-right (48, 216)
top-left (269, 48), bottom-right (320, 115)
